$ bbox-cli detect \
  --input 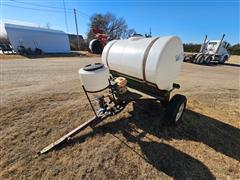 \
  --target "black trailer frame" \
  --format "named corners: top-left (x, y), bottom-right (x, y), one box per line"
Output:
top-left (38, 71), bottom-right (182, 155)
